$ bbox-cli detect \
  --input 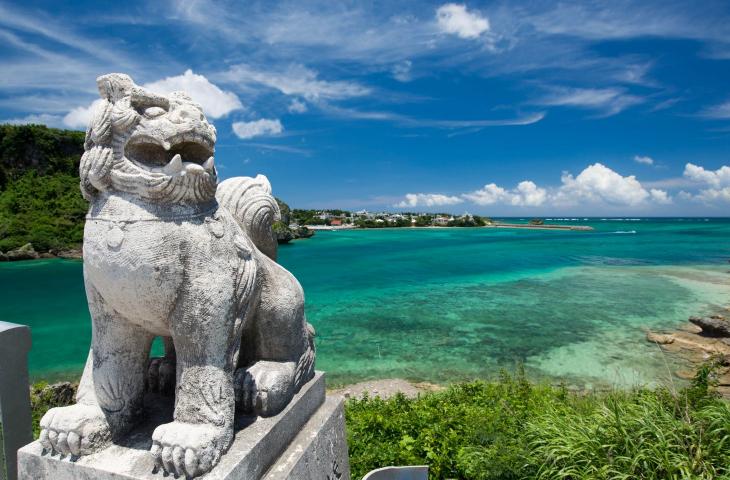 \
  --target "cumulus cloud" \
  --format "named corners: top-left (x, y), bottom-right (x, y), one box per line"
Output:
top-left (555, 163), bottom-right (652, 206)
top-left (650, 188), bottom-right (672, 204)
top-left (288, 99), bottom-right (308, 113)
top-left (463, 180), bottom-right (547, 206)
top-left (395, 193), bottom-right (463, 208)
top-left (682, 162), bottom-right (730, 204)
top-left (634, 155), bottom-right (654, 165)
top-left (436, 4), bottom-right (489, 39)
top-left (143, 69), bottom-right (242, 118)
top-left (232, 119), bottom-right (283, 139)
top-left (683, 163), bottom-right (730, 187)
top-left (63, 99), bottom-right (104, 128)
